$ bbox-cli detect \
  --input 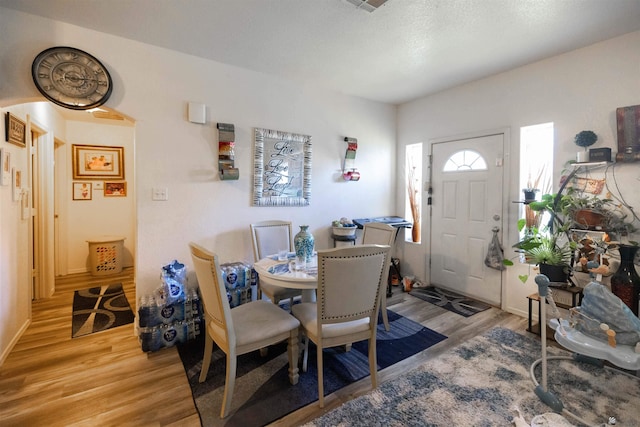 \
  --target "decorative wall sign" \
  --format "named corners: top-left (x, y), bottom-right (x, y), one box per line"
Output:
top-left (72, 144), bottom-right (124, 179)
top-left (12, 168), bottom-right (22, 201)
top-left (616, 104), bottom-right (640, 162)
top-left (5, 112), bottom-right (26, 148)
top-left (253, 128), bottom-right (311, 207)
